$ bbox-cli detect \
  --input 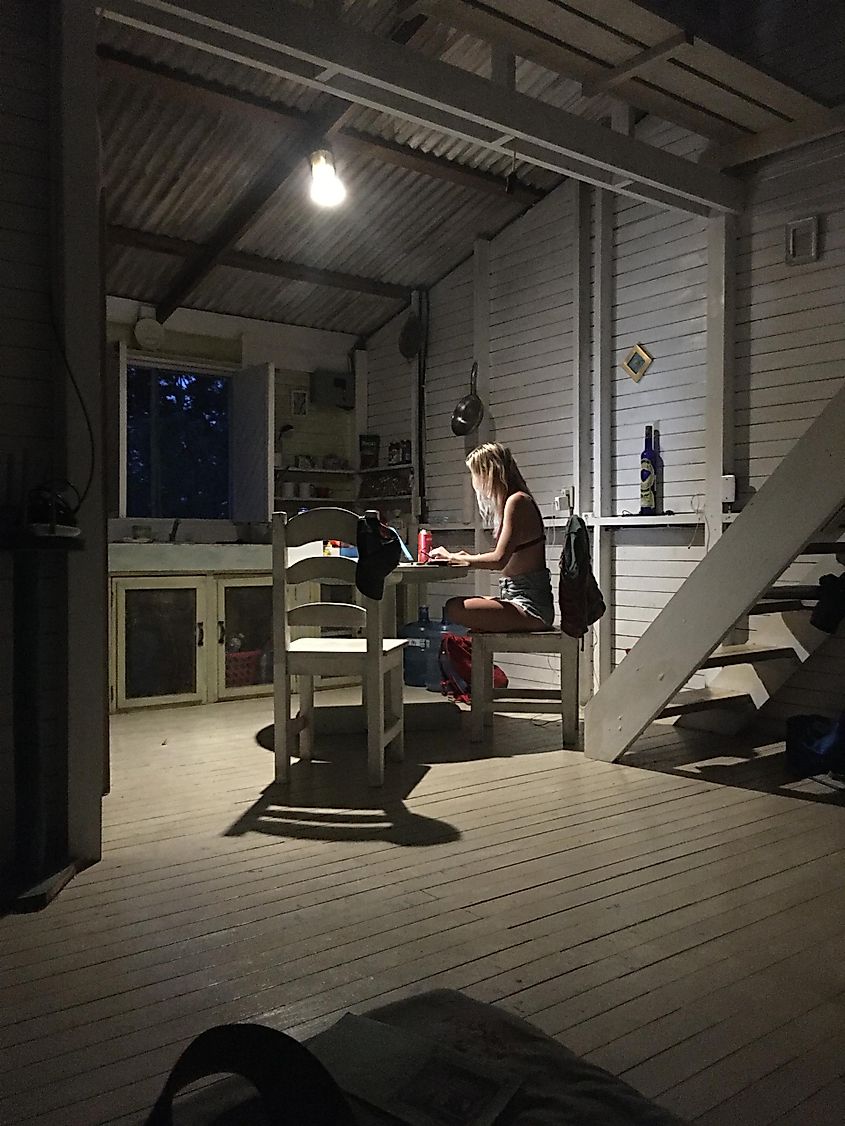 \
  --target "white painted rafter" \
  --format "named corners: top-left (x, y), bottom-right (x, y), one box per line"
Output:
top-left (98, 0), bottom-right (745, 215)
